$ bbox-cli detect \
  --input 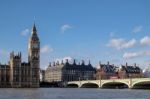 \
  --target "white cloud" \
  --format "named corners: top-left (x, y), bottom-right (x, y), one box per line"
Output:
top-left (123, 51), bottom-right (150, 59)
top-left (0, 49), bottom-right (9, 56)
top-left (21, 29), bottom-right (30, 36)
top-left (140, 36), bottom-right (150, 46)
top-left (107, 38), bottom-right (136, 50)
top-left (133, 26), bottom-right (143, 33)
top-left (41, 45), bottom-right (53, 54)
top-left (56, 56), bottom-right (73, 63)
top-left (123, 52), bottom-right (139, 59)
top-left (61, 24), bottom-right (72, 33)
